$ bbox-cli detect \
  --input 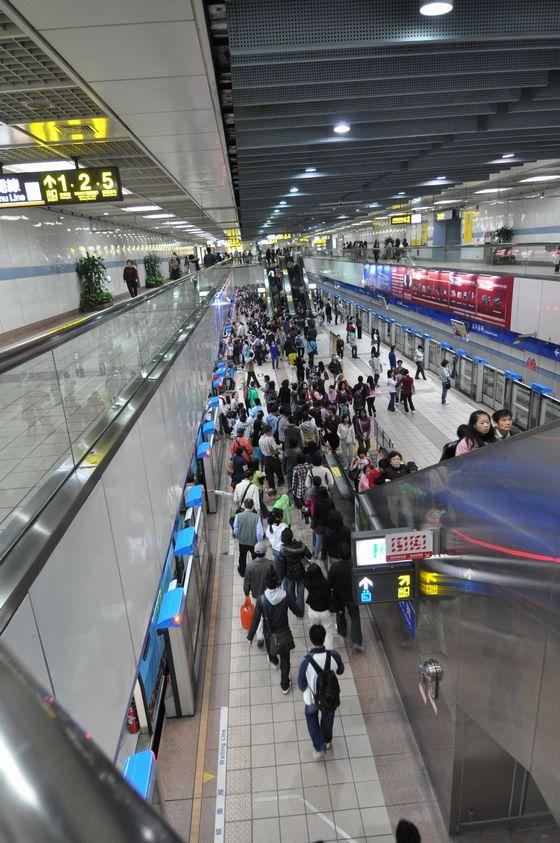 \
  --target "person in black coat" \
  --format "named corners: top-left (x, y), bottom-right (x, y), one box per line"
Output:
top-left (247, 567), bottom-right (303, 693)
top-left (328, 545), bottom-right (363, 651)
top-left (323, 510), bottom-right (351, 561)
